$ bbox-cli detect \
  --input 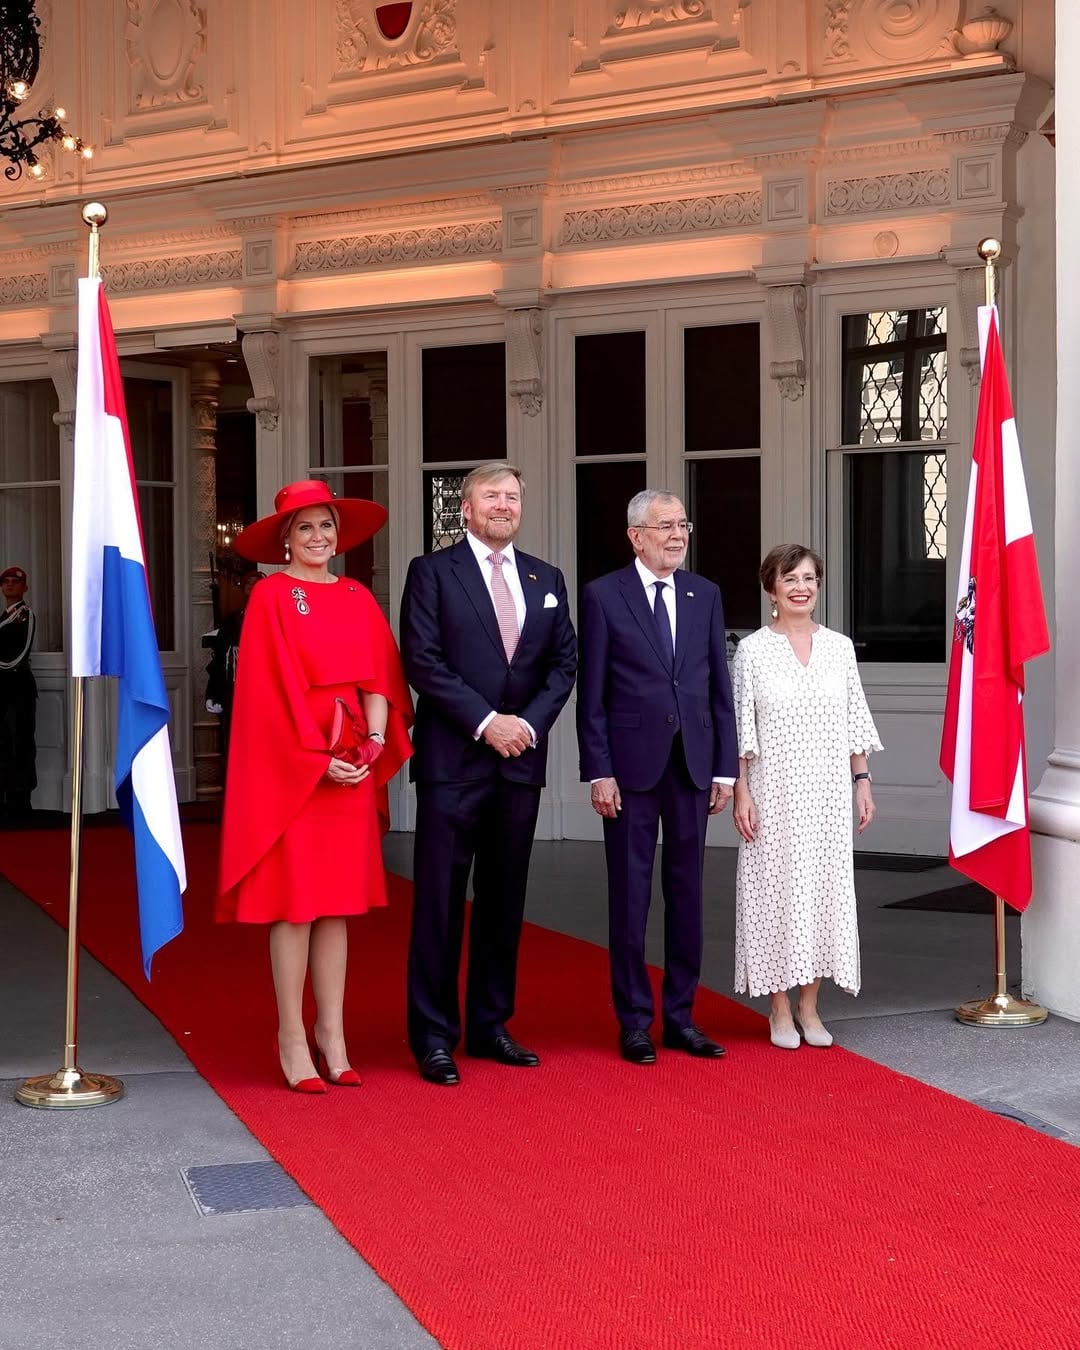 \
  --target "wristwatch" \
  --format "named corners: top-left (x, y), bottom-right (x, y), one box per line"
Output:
top-left (853, 771), bottom-right (872, 783)
top-left (367, 731), bottom-right (386, 745)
